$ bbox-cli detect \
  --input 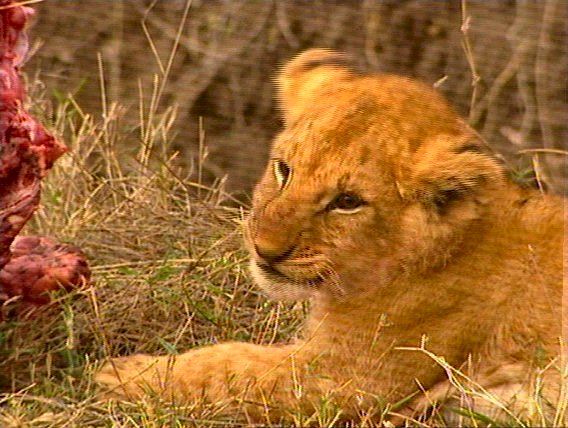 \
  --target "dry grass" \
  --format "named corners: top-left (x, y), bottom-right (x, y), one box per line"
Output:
top-left (0, 80), bottom-right (307, 427)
